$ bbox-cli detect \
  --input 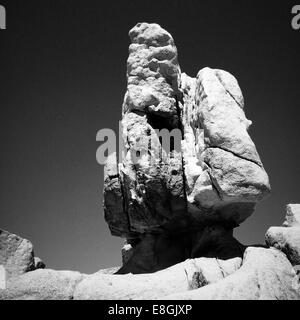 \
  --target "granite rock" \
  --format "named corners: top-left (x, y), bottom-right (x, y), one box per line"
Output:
top-left (163, 247), bottom-right (300, 300)
top-left (0, 269), bottom-right (84, 300)
top-left (266, 204), bottom-right (300, 266)
top-left (0, 229), bottom-right (35, 279)
top-left (73, 257), bottom-right (241, 300)
top-left (103, 22), bottom-right (271, 273)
